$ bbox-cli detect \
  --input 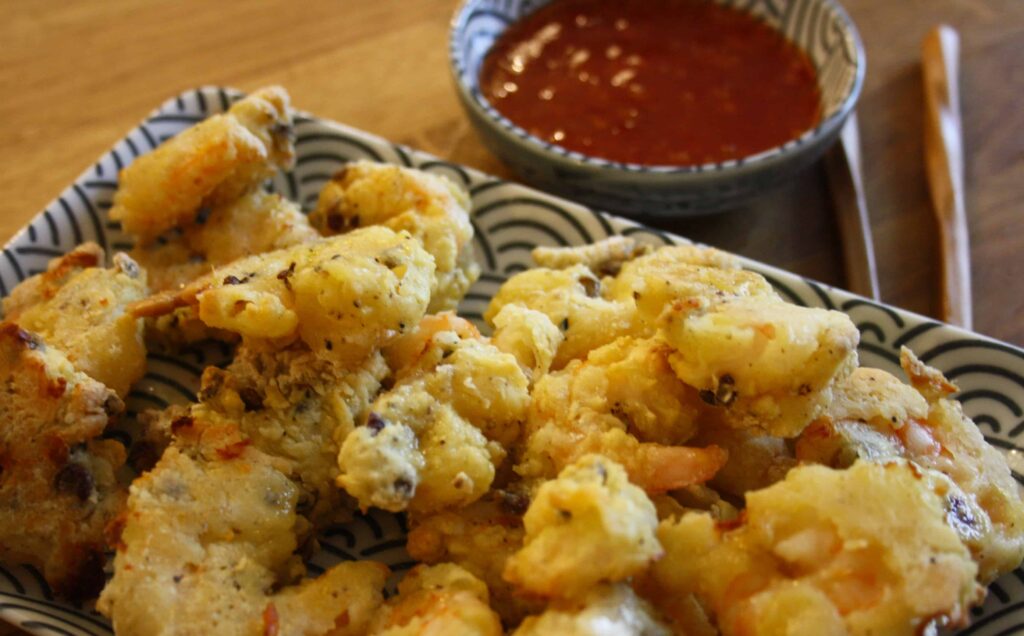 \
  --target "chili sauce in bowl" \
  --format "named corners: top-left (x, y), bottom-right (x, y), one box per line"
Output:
top-left (450, 0), bottom-right (864, 214)
top-left (479, 0), bottom-right (823, 166)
